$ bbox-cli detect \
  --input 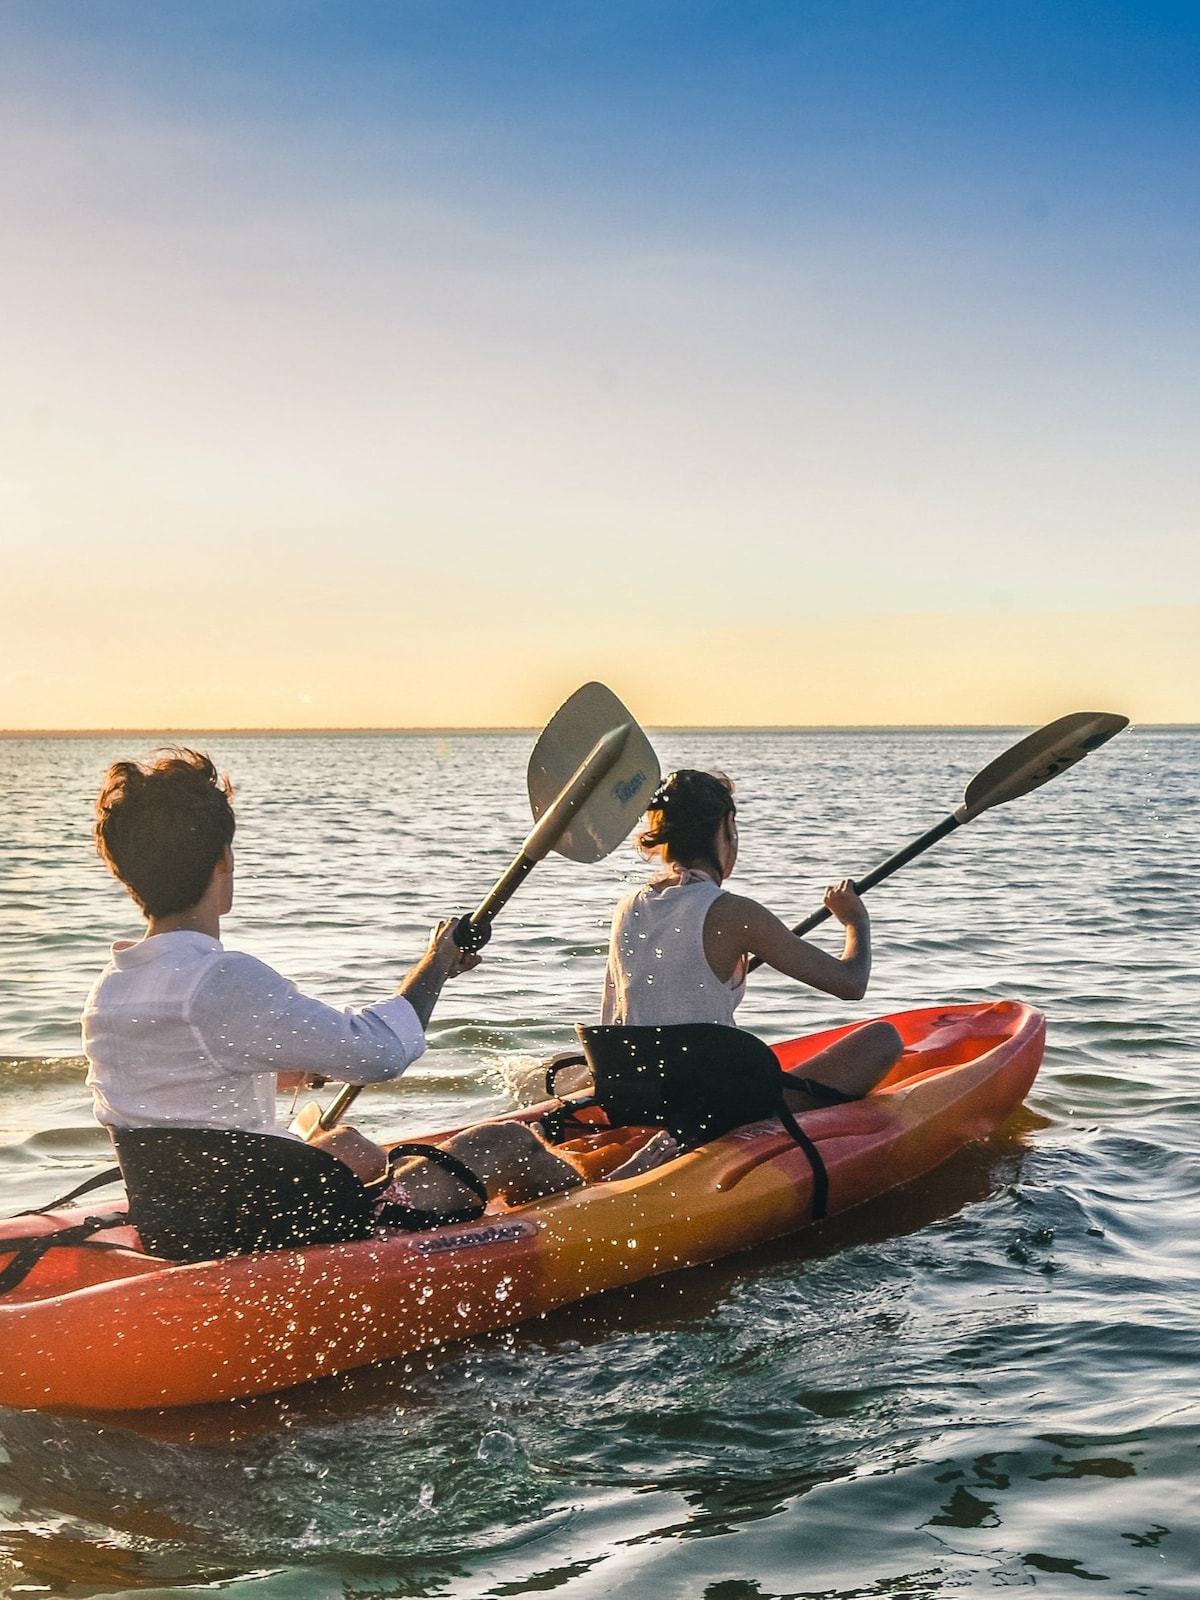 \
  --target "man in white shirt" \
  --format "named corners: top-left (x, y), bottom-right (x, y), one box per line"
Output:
top-left (86, 748), bottom-right (583, 1232)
